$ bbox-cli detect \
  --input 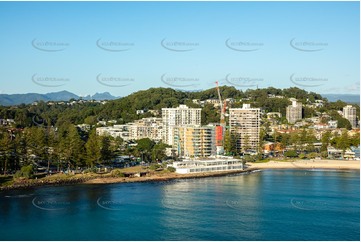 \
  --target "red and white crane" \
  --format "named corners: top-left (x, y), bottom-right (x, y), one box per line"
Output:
top-left (215, 81), bottom-right (226, 155)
